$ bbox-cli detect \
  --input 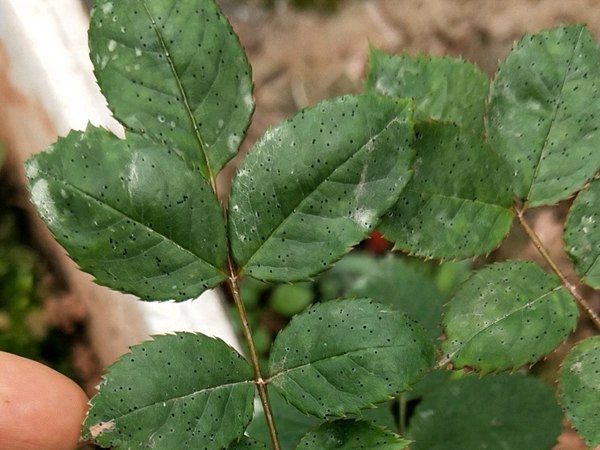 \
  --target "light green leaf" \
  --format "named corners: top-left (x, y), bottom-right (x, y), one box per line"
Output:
top-left (83, 333), bottom-right (255, 450)
top-left (564, 179), bottom-right (600, 289)
top-left (296, 419), bottom-right (410, 449)
top-left (247, 387), bottom-right (320, 450)
top-left (26, 127), bottom-right (226, 301)
top-left (270, 283), bottom-right (314, 317)
top-left (228, 436), bottom-right (269, 450)
top-left (379, 122), bottom-right (514, 260)
top-left (442, 261), bottom-right (578, 373)
top-left (559, 336), bottom-right (600, 447)
top-left (318, 253), bottom-right (444, 339)
top-left (268, 299), bottom-right (434, 418)
top-left (89, 0), bottom-right (254, 178)
top-left (229, 95), bottom-right (415, 282)
top-left (488, 25), bottom-right (600, 207)
top-left (366, 49), bottom-right (489, 135)
top-left (408, 374), bottom-right (563, 450)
